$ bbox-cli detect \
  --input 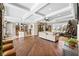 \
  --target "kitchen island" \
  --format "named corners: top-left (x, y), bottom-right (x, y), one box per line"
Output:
top-left (39, 32), bottom-right (59, 42)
